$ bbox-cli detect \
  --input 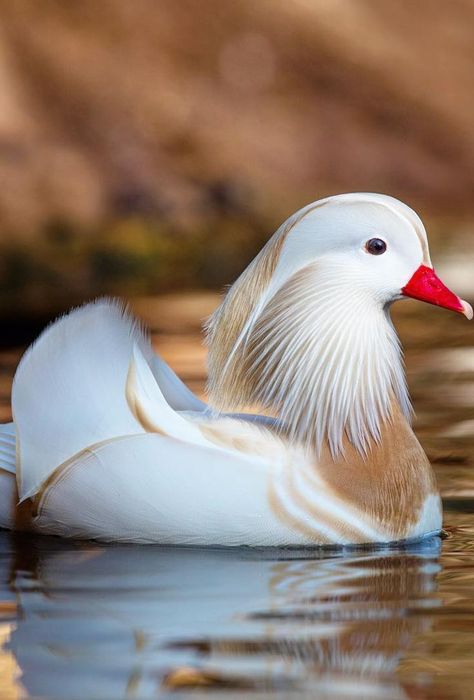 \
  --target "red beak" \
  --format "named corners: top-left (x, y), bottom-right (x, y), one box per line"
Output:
top-left (402, 264), bottom-right (473, 319)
